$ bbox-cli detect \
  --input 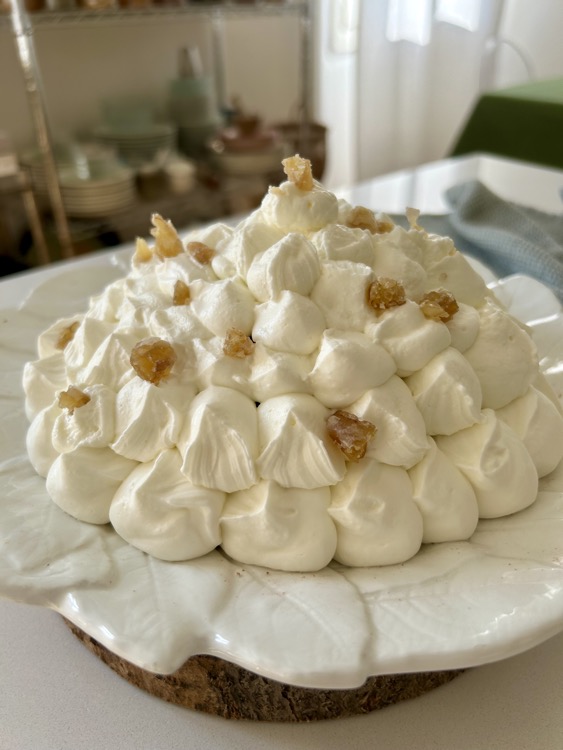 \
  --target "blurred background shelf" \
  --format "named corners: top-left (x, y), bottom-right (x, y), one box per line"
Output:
top-left (28, 180), bottom-right (226, 263)
top-left (0, 1), bottom-right (309, 28)
top-left (1, 0), bottom-right (313, 269)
